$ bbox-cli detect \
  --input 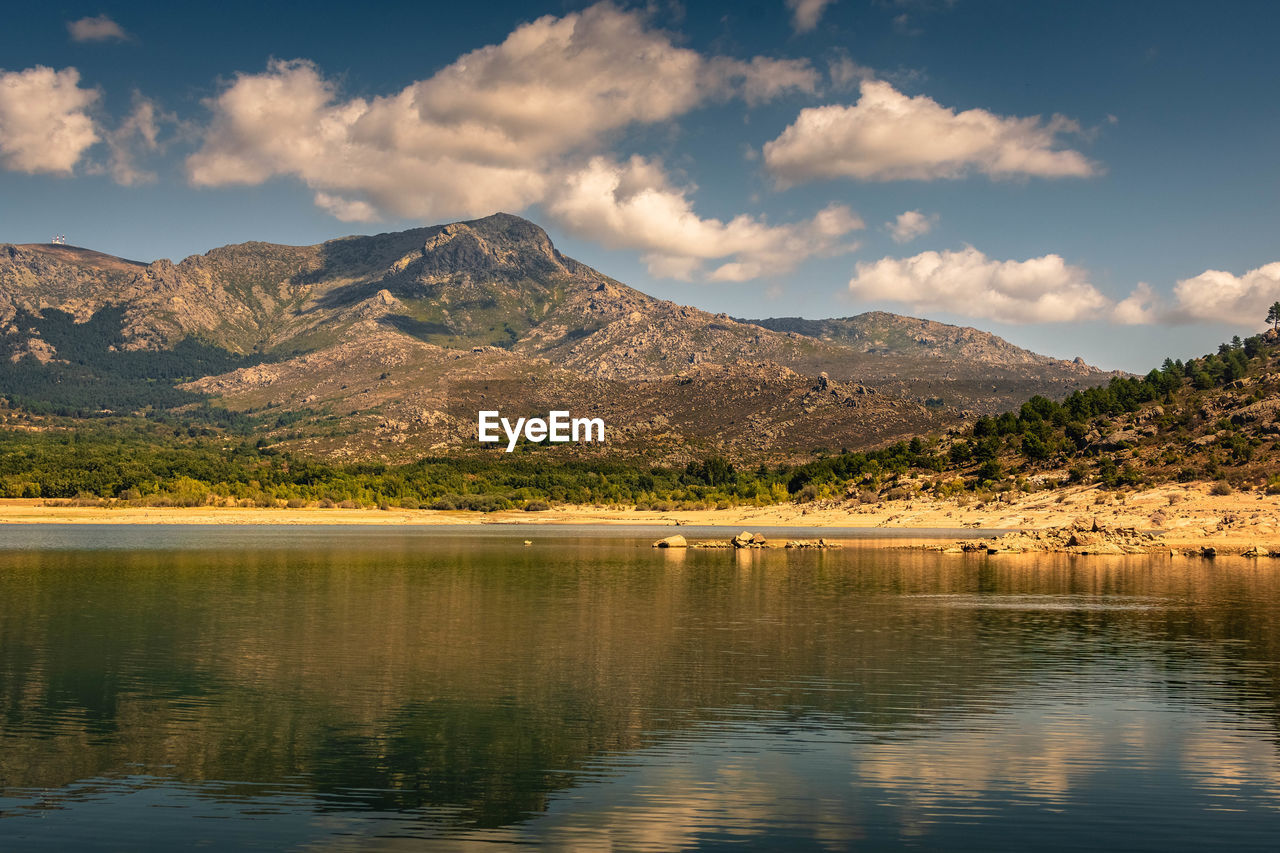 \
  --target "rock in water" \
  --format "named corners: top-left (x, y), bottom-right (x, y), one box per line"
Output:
top-left (653, 535), bottom-right (688, 548)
